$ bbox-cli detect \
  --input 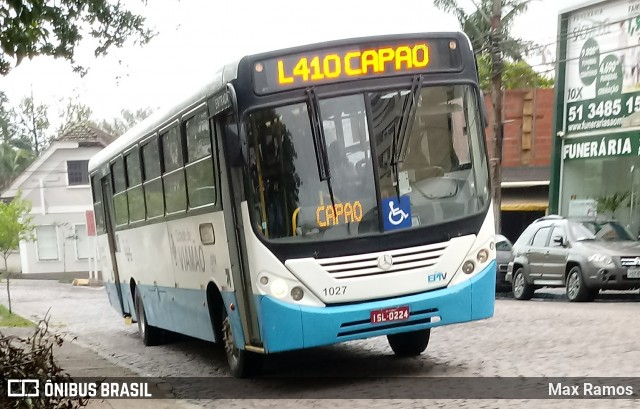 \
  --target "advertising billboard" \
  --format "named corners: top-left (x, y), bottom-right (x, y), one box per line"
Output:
top-left (564, 0), bottom-right (640, 135)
